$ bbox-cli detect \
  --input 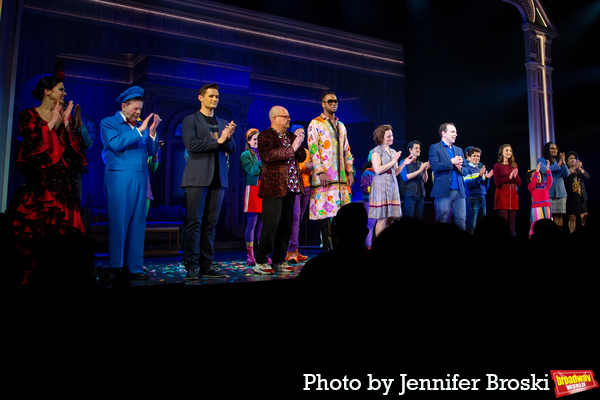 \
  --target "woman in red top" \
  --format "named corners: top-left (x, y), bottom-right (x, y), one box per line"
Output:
top-left (493, 144), bottom-right (521, 236)
top-left (7, 64), bottom-right (87, 283)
